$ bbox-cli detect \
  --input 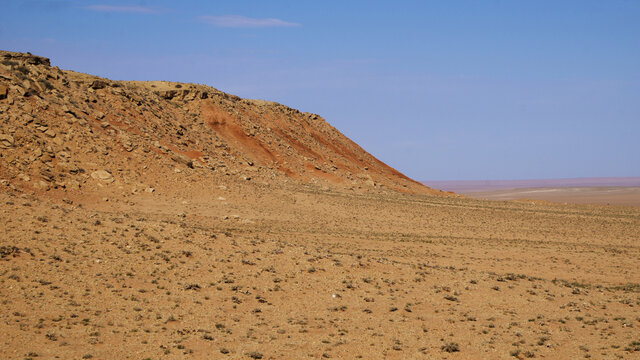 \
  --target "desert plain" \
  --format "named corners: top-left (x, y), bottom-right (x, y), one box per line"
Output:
top-left (1, 51), bottom-right (639, 359)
